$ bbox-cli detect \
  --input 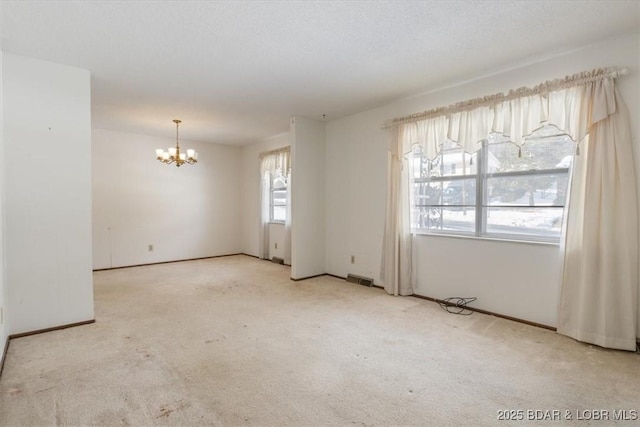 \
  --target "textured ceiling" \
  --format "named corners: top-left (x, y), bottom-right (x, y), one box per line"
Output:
top-left (1, 1), bottom-right (639, 145)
